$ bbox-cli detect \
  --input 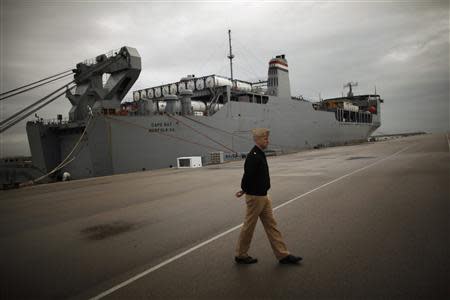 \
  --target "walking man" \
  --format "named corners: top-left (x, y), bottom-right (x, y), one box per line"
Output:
top-left (235, 128), bottom-right (302, 264)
